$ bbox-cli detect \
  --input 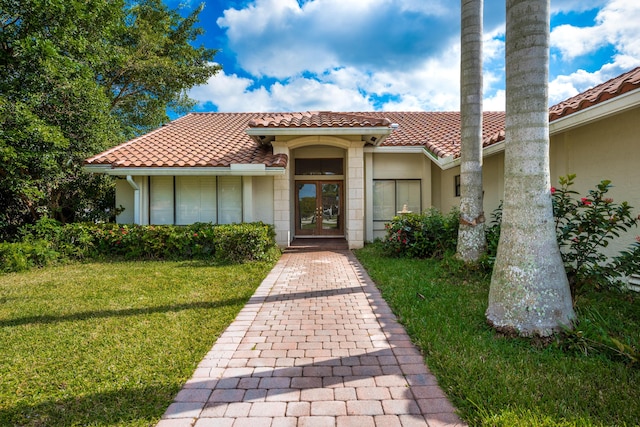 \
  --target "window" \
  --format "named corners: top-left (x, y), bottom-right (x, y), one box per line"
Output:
top-left (218, 176), bottom-right (242, 224)
top-left (373, 179), bottom-right (421, 221)
top-left (454, 175), bottom-right (461, 197)
top-left (295, 158), bottom-right (343, 175)
top-left (150, 176), bottom-right (174, 225)
top-left (149, 176), bottom-right (242, 225)
top-left (176, 176), bottom-right (216, 224)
